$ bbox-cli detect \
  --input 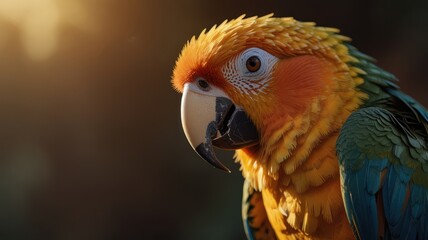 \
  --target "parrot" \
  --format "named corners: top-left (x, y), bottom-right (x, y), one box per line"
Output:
top-left (171, 14), bottom-right (428, 239)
